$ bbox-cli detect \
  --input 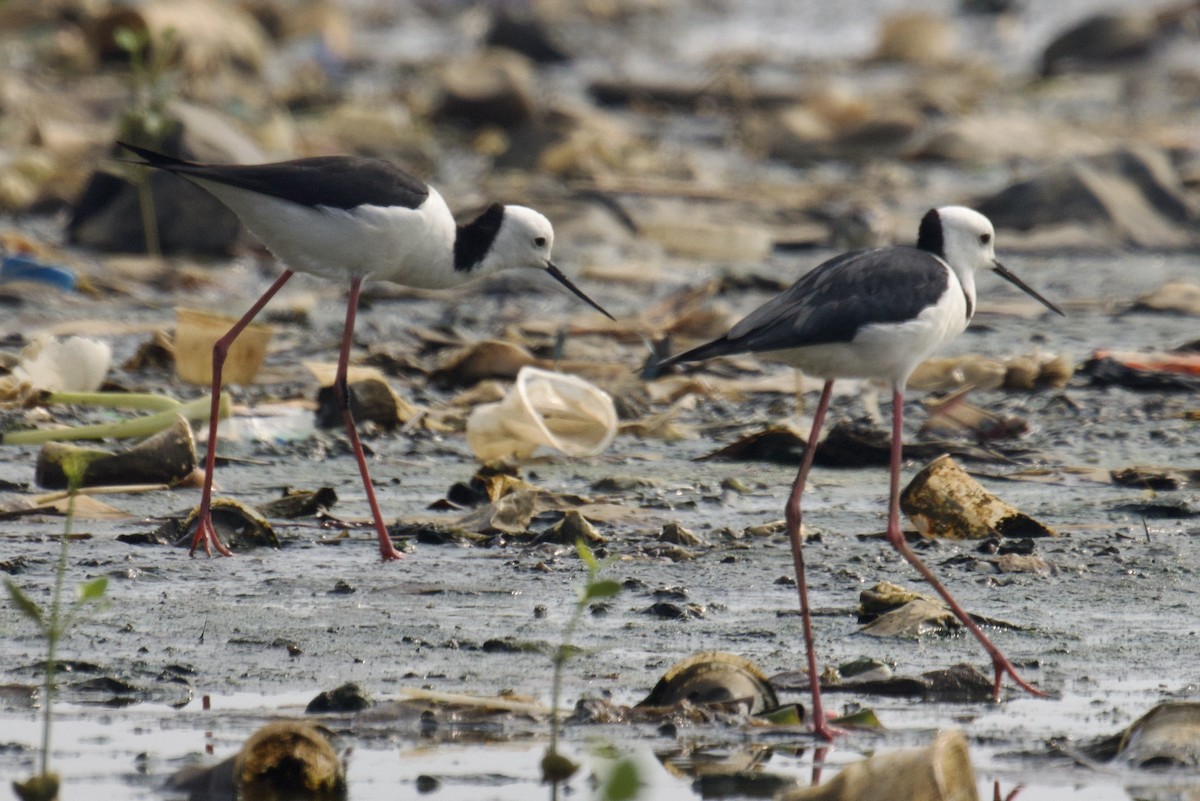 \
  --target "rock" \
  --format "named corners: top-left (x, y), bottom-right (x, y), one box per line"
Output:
top-left (315, 377), bottom-right (416, 430)
top-left (35, 414), bottom-right (197, 490)
top-left (659, 521), bottom-right (704, 546)
top-left (1114, 702), bottom-right (1200, 768)
top-left (434, 49), bottom-right (537, 129)
top-left (920, 662), bottom-right (995, 702)
top-left (640, 217), bottom-right (774, 263)
top-left (901, 455), bottom-right (1057, 540)
top-left (306, 682), bottom-right (371, 713)
top-left (755, 100), bottom-right (924, 164)
top-left (167, 720), bottom-right (345, 799)
top-left (537, 510), bottom-right (605, 544)
top-left (180, 498), bottom-right (279, 551)
top-left (88, 0), bottom-right (270, 78)
top-left (858, 580), bottom-right (941, 620)
top-left (976, 147), bottom-right (1200, 249)
top-left (1133, 280), bottom-right (1200, 315)
top-left (1081, 702), bottom-right (1200, 768)
top-left (485, 11), bottom-right (569, 63)
top-left (68, 114), bottom-right (267, 255)
top-left (873, 12), bottom-right (958, 66)
top-left (637, 652), bottom-right (779, 714)
top-left (1040, 12), bottom-right (1160, 76)
top-left (859, 599), bottom-right (957, 638)
top-left (69, 160), bottom-right (241, 255)
top-left (990, 553), bottom-right (1052, 575)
